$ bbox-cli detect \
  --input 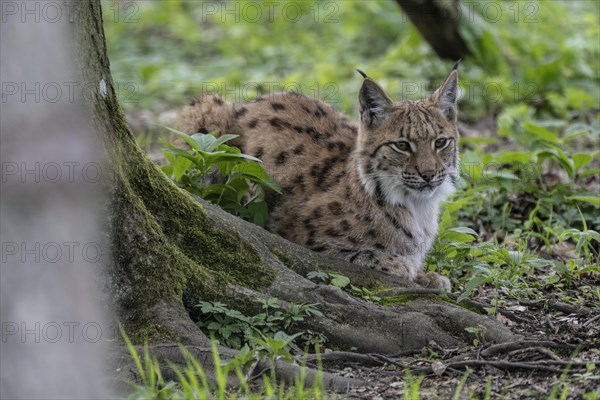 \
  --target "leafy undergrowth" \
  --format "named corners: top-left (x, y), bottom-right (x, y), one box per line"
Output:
top-left (194, 298), bottom-right (326, 352)
top-left (104, 0), bottom-right (599, 398)
top-left (161, 128), bottom-right (281, 226)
